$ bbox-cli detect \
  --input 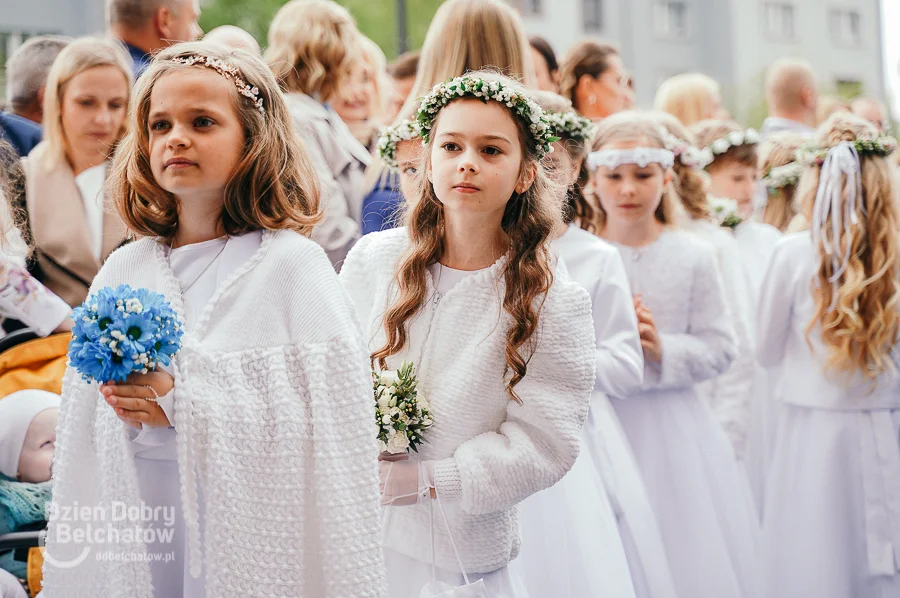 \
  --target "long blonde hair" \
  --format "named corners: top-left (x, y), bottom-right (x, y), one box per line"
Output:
top-left (110, 42), bottom-right (321, 241)
top-left (399, 0), bottom-right (534, 118)
top-left (652, 111), bottom-right (711, 220)
top-left (42, 36), bottom-right (132, 169)
top-left (266, 0), bottom-right (361, 102)
top-left (372, 72), bottom-right (564, 403)
top-left (799, 112), bottom-right (900, 382)
top-left (587, 111), bottom-right (681, 231)
top-left (759, 131), bottom-right (805, 232)
top-left (654, 73), bottom-right (721, 127)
